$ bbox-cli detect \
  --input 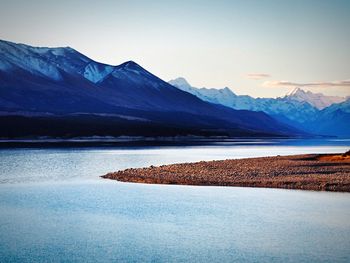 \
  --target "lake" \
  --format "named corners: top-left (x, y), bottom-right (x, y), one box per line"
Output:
top-left (0, 139), bottom-right (350, 262)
